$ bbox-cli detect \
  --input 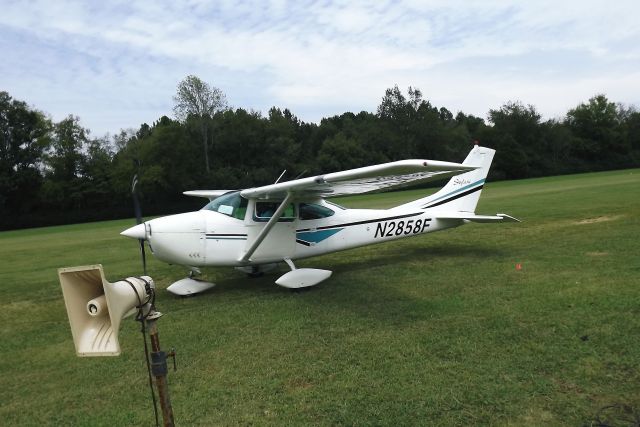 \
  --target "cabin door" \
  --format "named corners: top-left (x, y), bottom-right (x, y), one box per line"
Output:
top-left (245, 200), bottom-right (296, 262)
